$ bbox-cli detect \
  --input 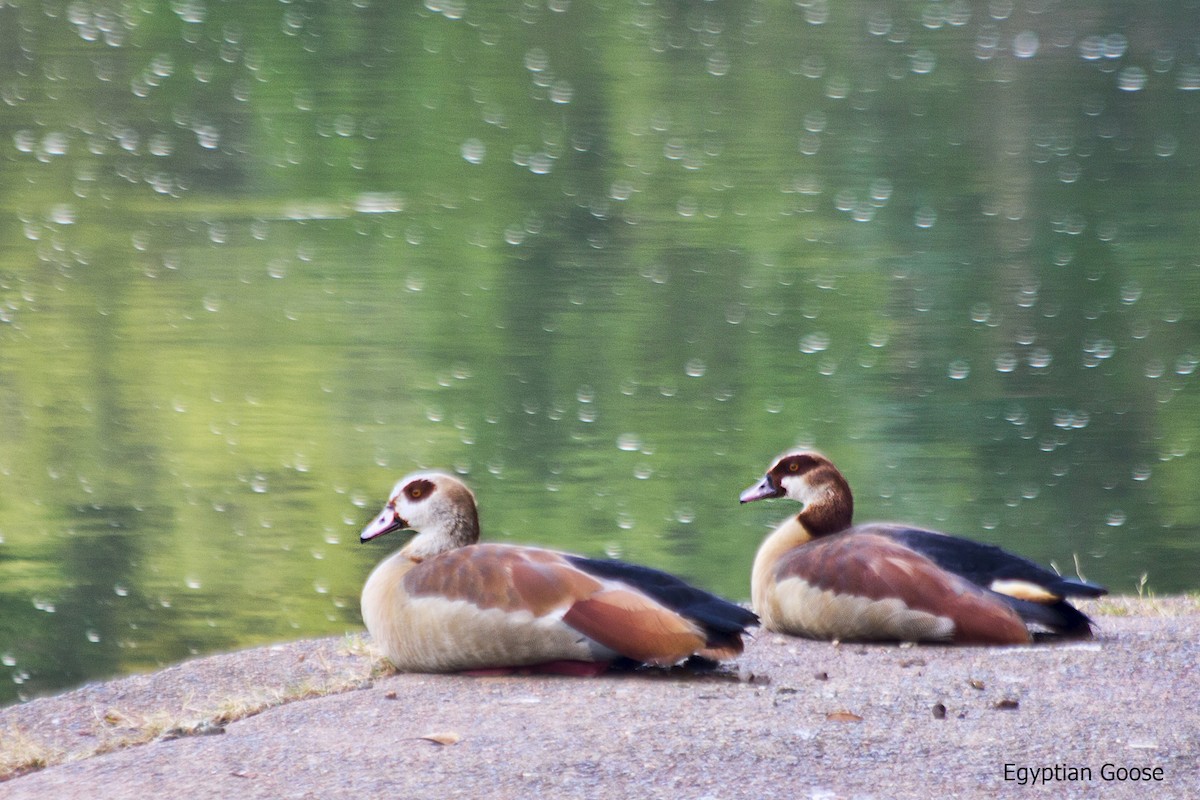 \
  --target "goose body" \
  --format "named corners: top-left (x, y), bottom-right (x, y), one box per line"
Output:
top-left (360, 471), bottom-right (757, 673)
top-left (740, 451), bottom-right (1106, 645)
